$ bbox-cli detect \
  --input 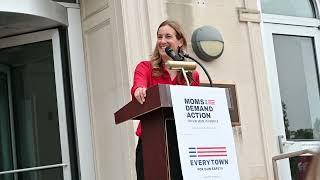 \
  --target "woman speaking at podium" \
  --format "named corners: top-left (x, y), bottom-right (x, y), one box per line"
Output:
top-left (131, 20), bottom-right (200, 180)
